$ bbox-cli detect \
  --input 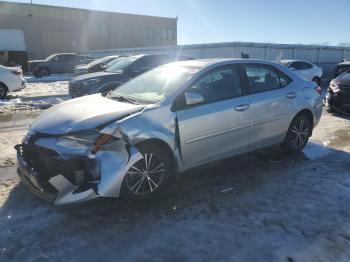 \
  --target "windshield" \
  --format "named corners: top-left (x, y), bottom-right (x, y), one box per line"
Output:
top-left (105, 56), bottom-right (140, 73)
top-left (45, 54), bottom-right (57, 61)
top-left (111, 65), bottom-right (199, 104)
top-left (87, 56), bottom-right (117, 68)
